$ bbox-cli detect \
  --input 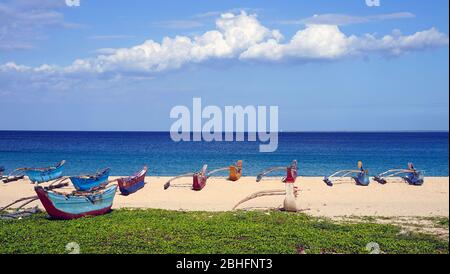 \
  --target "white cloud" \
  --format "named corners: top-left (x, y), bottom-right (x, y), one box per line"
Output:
top-left (0, 11), bottom-right (448, 79)
top-left (240, 25), bottom-right (449, 61)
